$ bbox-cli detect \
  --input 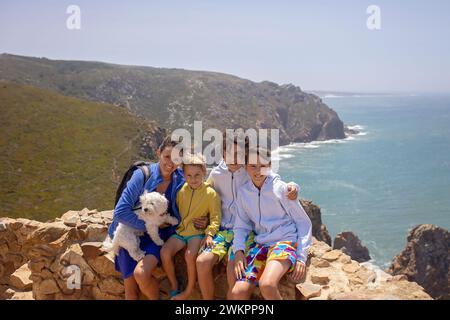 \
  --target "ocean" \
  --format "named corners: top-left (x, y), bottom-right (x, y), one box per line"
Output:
top-left (275, 94), bottom-right (450, 268)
